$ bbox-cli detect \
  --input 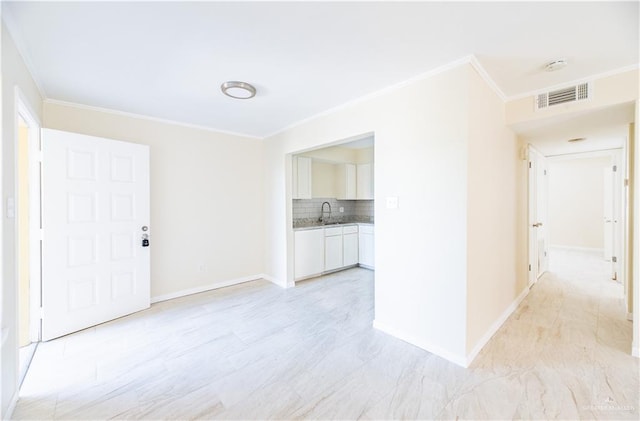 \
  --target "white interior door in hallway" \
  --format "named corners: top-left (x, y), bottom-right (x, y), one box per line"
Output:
top-left (603, 153), bottom-right (624, 282)
top-left (528, 146), bottom-right (548, 287)
top-left (41, 129), bottom-right (150, 341)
